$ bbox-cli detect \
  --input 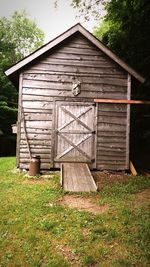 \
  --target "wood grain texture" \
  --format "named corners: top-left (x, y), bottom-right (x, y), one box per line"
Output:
top-left (95, 99), bottom-right (150, 104)
top-left (17, 73), bottom-right (23, 167)
top-left (126, 74), bottom-right (131, 168)
top-left (20, 153), bottom-right (51, 160)
top-left (22, 91), bottom-right (126, 100)
top-left (97, 103), bottom-right (127, 170)
top-left (21, 133), bottom-right (52, 140)
top-left (20, 139), bottom-right (51, 145)
top-left (6, 24), bottom-right (145, 83)
top-left (62, 163), bottom-right (97, 192)
top-left (55, 103), bottom-right (95, 168)
top-left (18, 32), bottom-right (129, 170)
top-left (23, 73), bottom-right (127, 87)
